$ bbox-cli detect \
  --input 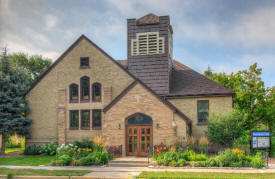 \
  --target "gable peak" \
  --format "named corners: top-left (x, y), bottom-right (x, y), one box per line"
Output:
top-left (137, 13), bottom-right (159, 25)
